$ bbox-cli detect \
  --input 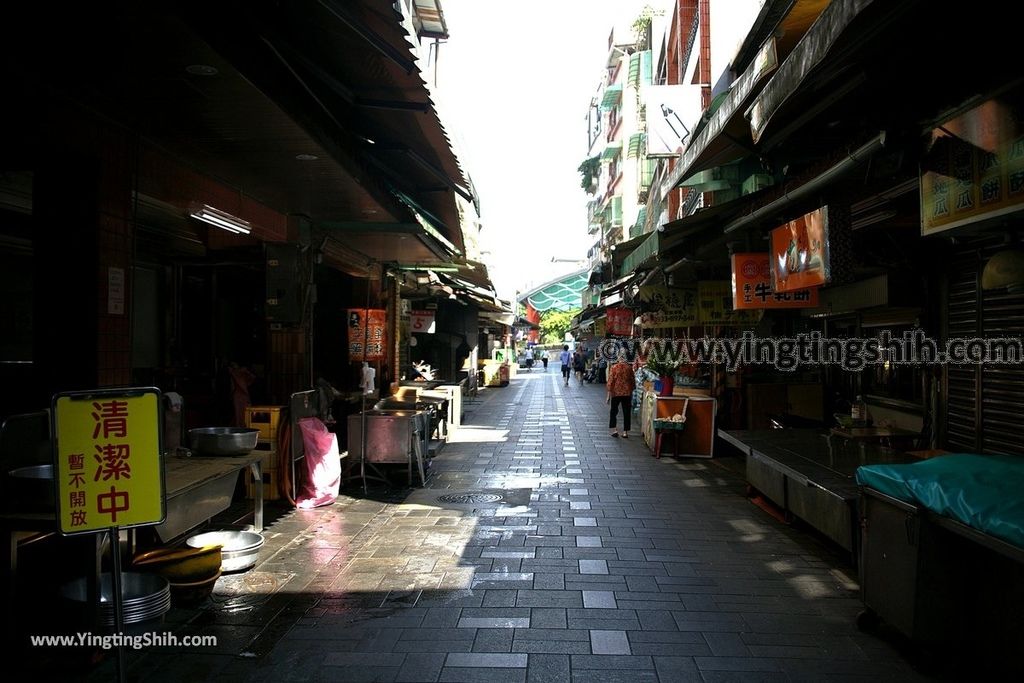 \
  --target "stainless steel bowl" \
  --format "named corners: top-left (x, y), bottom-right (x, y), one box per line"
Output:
top-left (186, 530), bottom-right (264, 572)
top-left (188, 427), bottom-right (260, 456)
top-left (61, 572), bottom-right (171, 626)
top-left (7, 463), bottom-right (55, 510)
